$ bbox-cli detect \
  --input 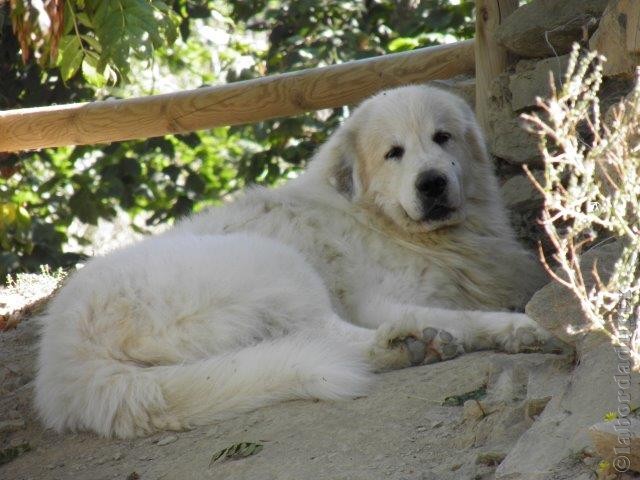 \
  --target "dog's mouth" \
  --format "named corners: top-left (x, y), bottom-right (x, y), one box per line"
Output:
top-left (421, 204), bottom-right (455, 222)
top-left (398, 204), bottom-right (461, 231)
